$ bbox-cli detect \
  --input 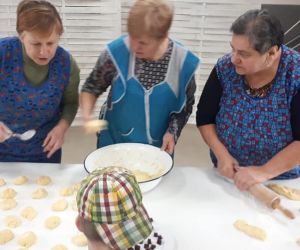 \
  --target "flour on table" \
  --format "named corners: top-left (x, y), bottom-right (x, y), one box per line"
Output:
top-left (233, 219), bottom-right (266, 241)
